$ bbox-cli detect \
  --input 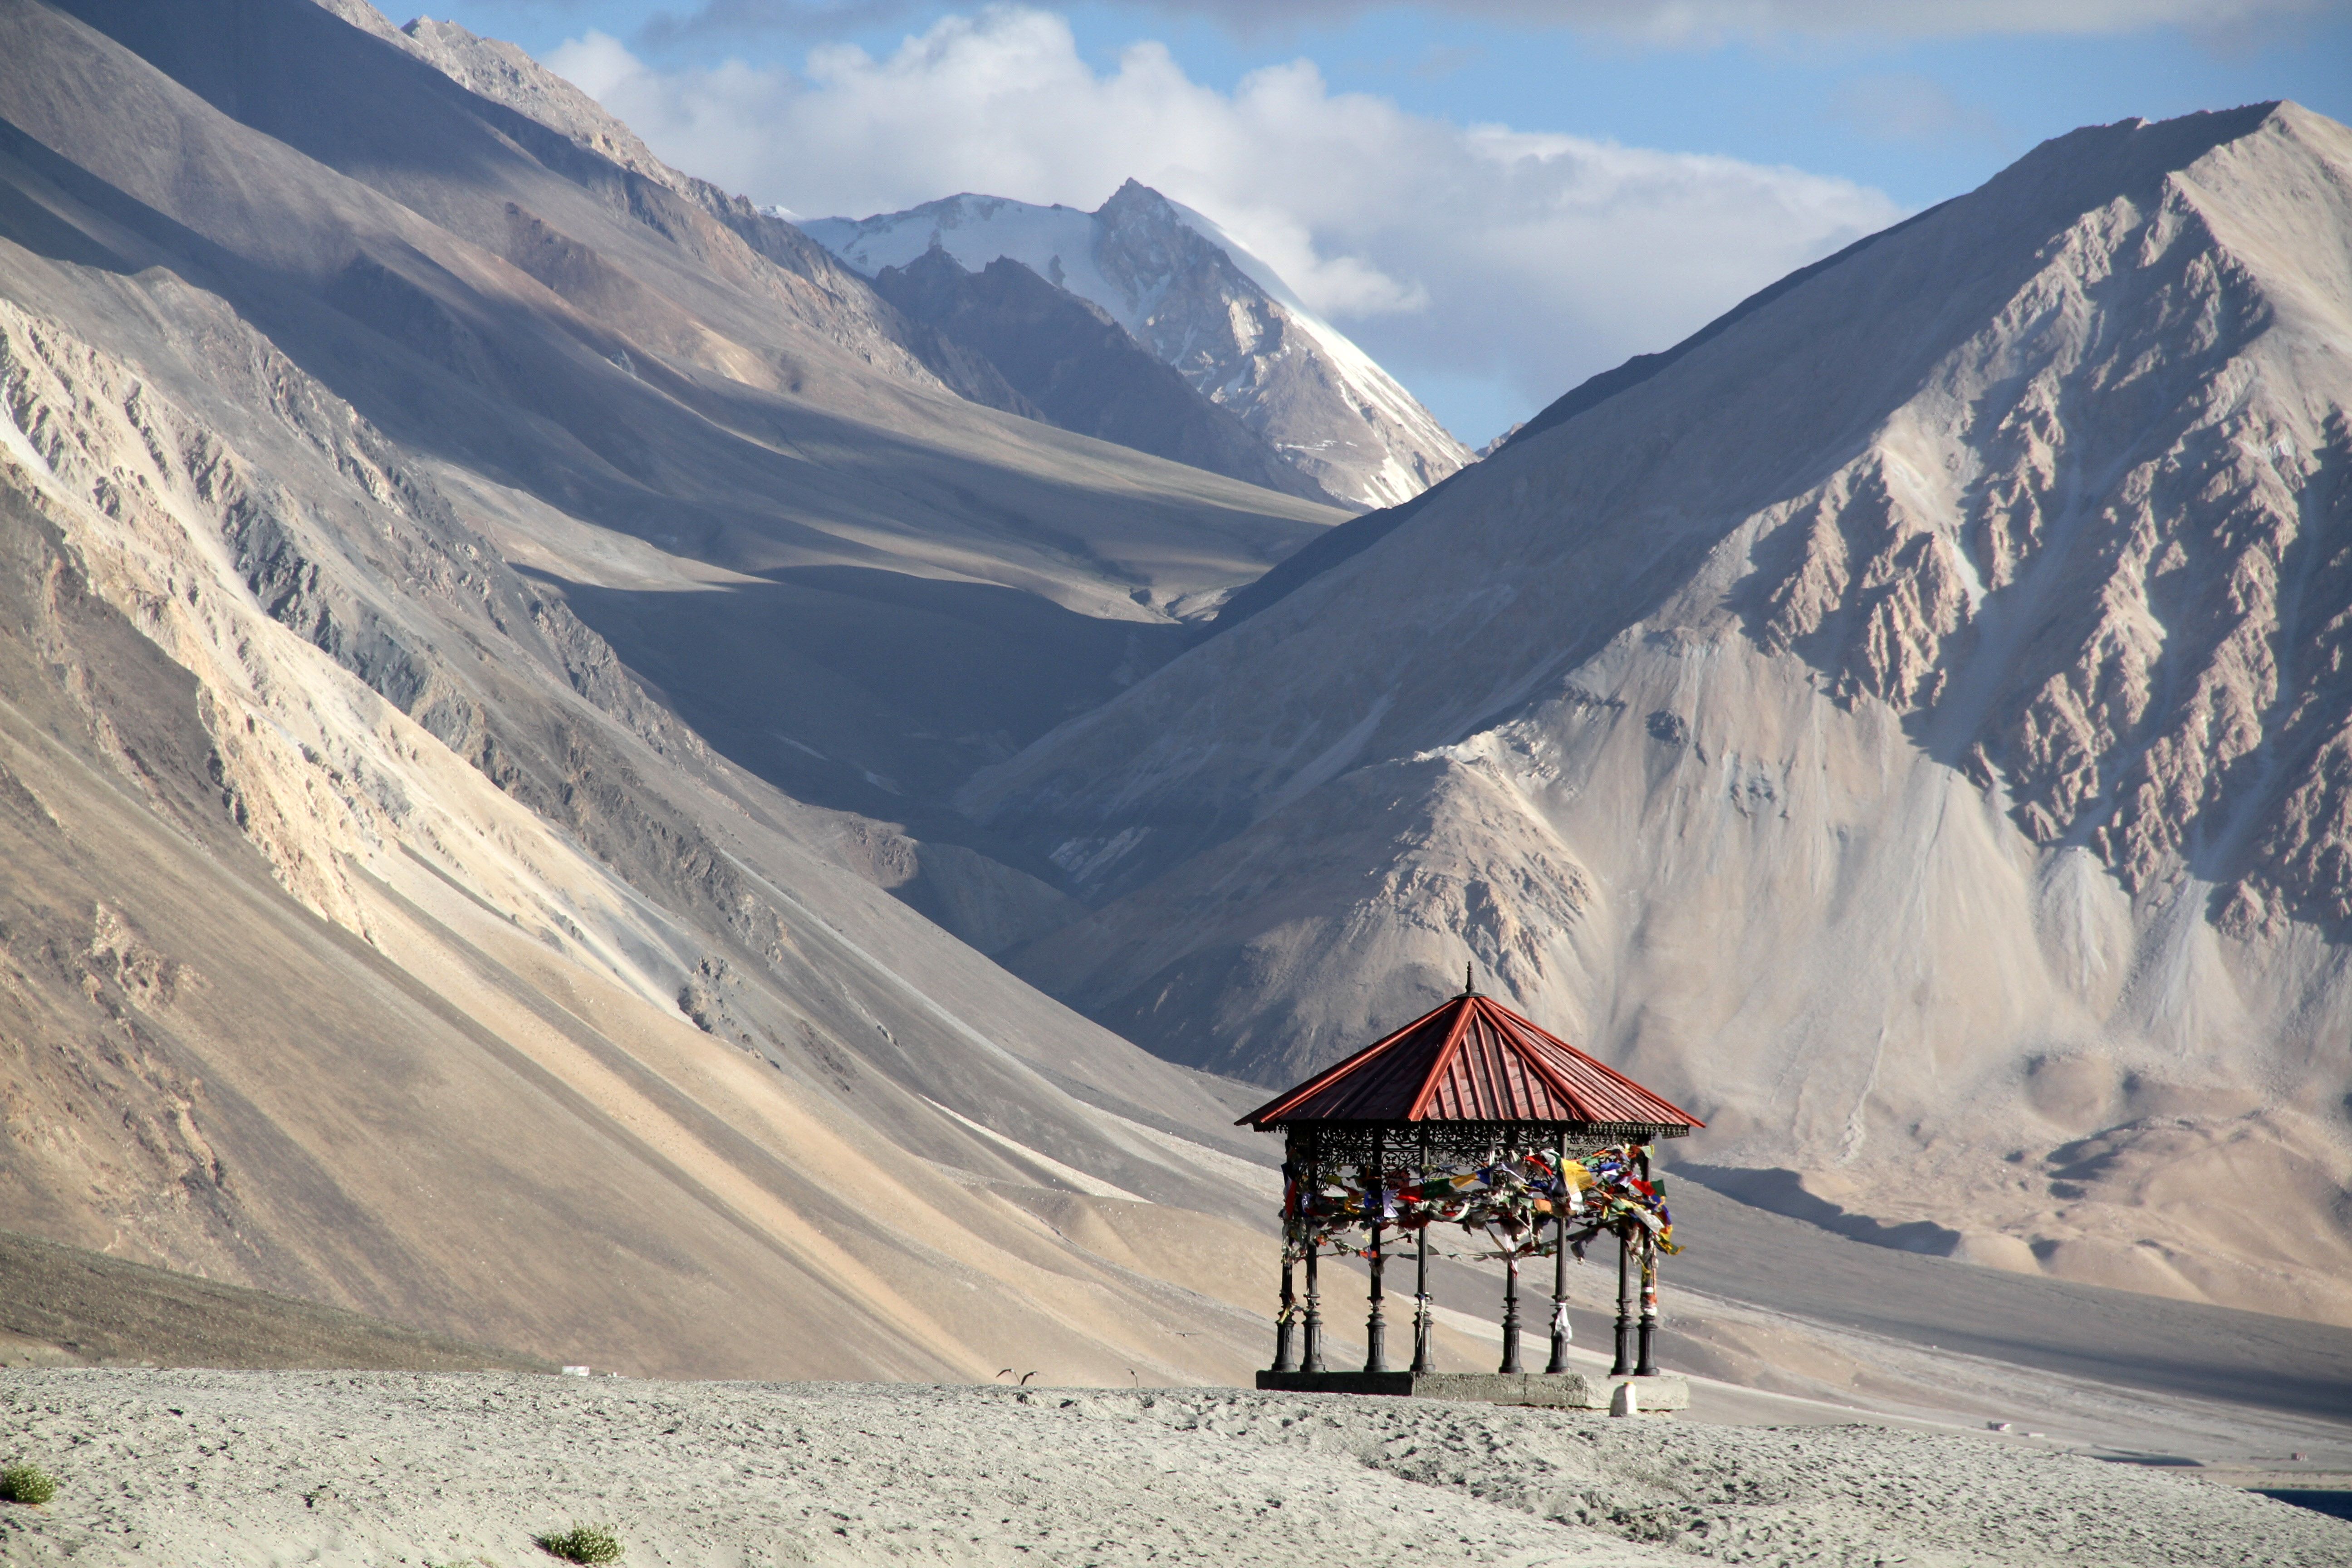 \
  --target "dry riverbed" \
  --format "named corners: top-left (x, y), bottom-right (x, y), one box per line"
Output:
top-left (0, 1369), bottom-right (2339, 1566)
